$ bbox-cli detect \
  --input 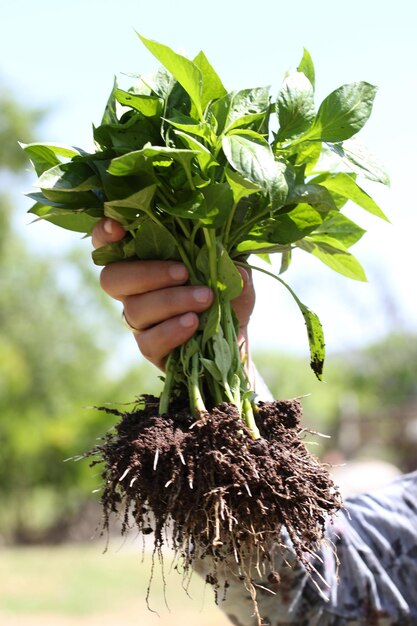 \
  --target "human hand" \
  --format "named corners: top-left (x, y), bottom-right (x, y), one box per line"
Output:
top-left (92, 218), bottom-right (256, 371)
